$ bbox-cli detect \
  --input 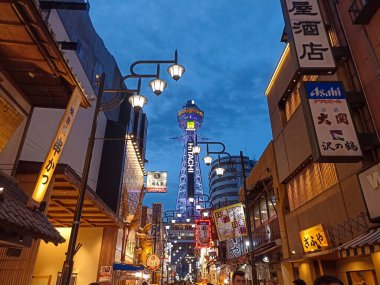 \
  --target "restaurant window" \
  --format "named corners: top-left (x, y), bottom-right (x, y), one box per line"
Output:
top-left (253, 203), bottom-right (260, 228)
top-left (267, 188), bottom-right (277, 219)
top-left (286, 162), bottom-right (338, 211)
top-left (259, 196), bottom-right (268, 224)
